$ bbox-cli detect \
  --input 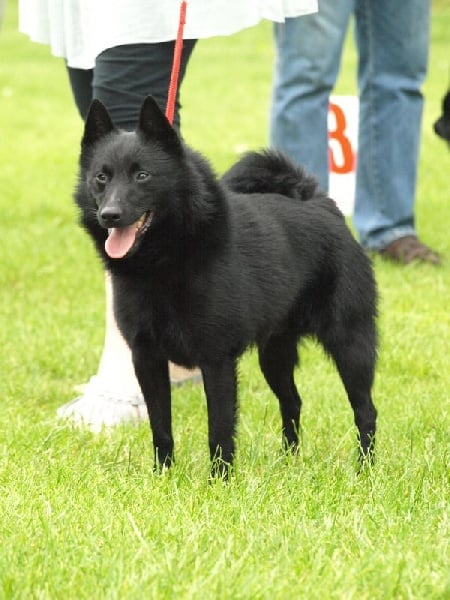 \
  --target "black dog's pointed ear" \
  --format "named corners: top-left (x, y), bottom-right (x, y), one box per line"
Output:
top-left (82, 99), bottom-right (116, 147)
top-left (138, 96), bottom-right (182, 153)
